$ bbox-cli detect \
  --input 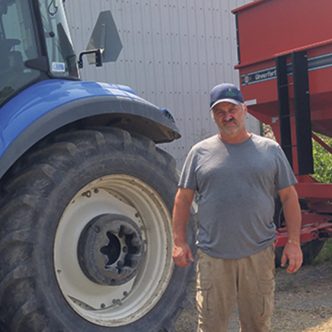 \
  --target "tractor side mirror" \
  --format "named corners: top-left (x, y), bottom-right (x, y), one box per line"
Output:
top-left (78, 10), bottom-right (122, 68)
